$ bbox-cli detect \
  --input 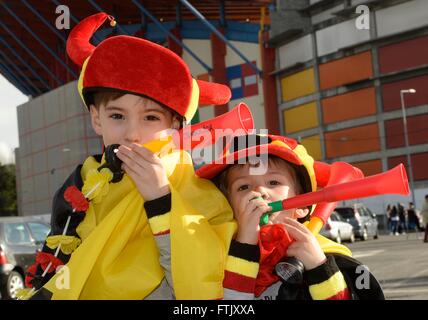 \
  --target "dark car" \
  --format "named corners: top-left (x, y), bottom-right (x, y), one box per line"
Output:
top-left (0, 216), bottom-right (50, 299)
top-left (335, 204), bottom-right (379, 241)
